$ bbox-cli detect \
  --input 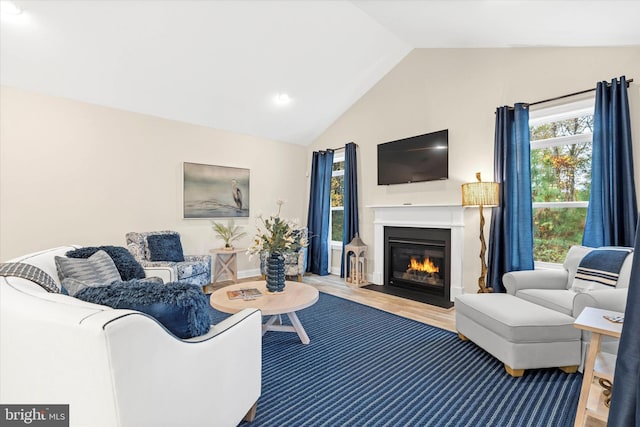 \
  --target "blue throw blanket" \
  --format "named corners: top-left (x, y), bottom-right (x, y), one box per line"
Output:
top-left (76, 280), bottom-right (211, 339)
top-left (575, 248), bottom-right (633, 287)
